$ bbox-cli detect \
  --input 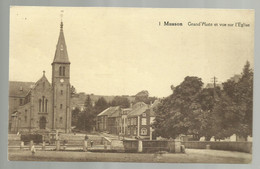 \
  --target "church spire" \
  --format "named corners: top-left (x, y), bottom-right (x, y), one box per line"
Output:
top-left (52, 20), bottom-right (70, 64)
